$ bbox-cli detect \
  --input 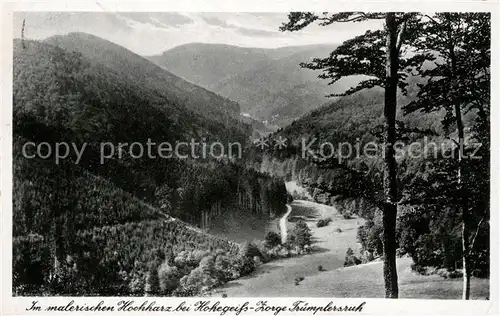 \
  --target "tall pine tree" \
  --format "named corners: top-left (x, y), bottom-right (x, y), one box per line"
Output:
top-left (403, 13), bottom-right (490, 299)
top-left (280, 12), bottom-right (419, 298)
